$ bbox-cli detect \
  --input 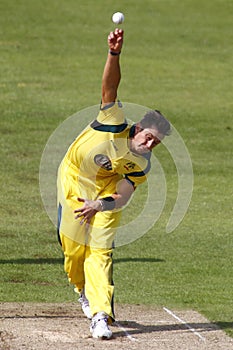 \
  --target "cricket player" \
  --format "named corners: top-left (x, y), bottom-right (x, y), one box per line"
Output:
top-left (57, 28), bottom-right (171, 339)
